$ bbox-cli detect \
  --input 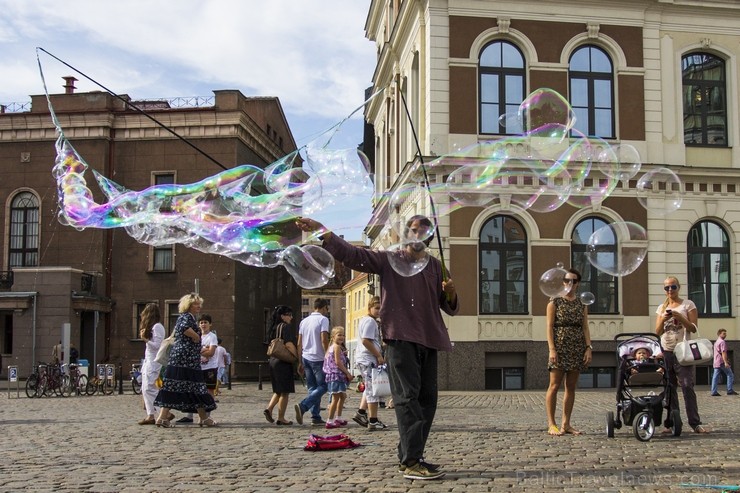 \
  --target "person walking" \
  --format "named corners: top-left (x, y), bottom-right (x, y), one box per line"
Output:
top-left (264, 305), bottom-right (298, 426)
top-left (352, 296), bottom-right (387, 430)
top-left (296, 215), bottom-right (458, 481)
top-left (655, 276), bottom-right (708, 433)
top-left (177, 313), bottom-right (218, 423)
top-left (294, 298), bottom-right (330, 426)
top-left (711, 328), bottom-right (736, 396)
top-left (545, 268), bottom-right (592, 436)
top-left (137, 303), bottom-right (167, 425)
top-left (153, 293), bottom-right (217, 428)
